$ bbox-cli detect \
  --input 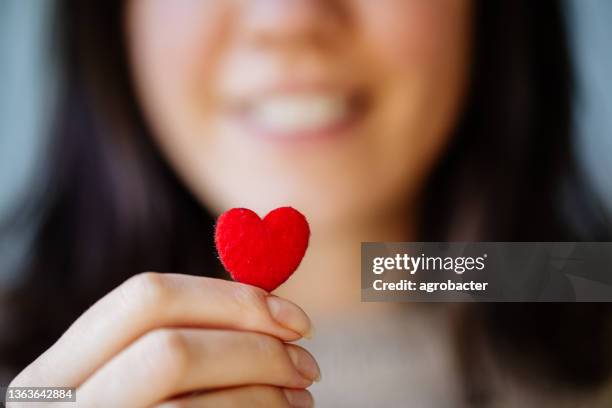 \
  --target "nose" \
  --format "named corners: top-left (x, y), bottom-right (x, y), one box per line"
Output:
top-left (240, 0), bottom-right (345, 50)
